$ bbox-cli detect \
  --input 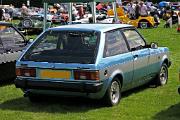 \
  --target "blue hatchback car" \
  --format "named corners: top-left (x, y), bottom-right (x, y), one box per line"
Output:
top-left (15, 24), bottom-right (171, 106)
